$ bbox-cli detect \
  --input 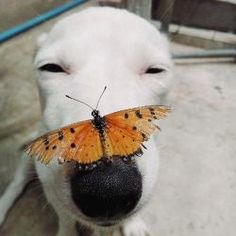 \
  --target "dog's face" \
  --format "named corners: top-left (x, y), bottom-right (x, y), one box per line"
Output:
top-left (34, 7), bottom-right (171, 228)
